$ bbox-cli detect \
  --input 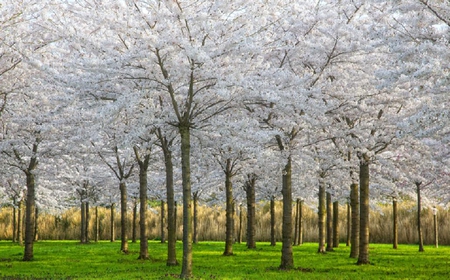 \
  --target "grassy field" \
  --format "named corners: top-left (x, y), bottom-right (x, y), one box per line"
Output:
top-left (0, 241), bottom-right (449, 279)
